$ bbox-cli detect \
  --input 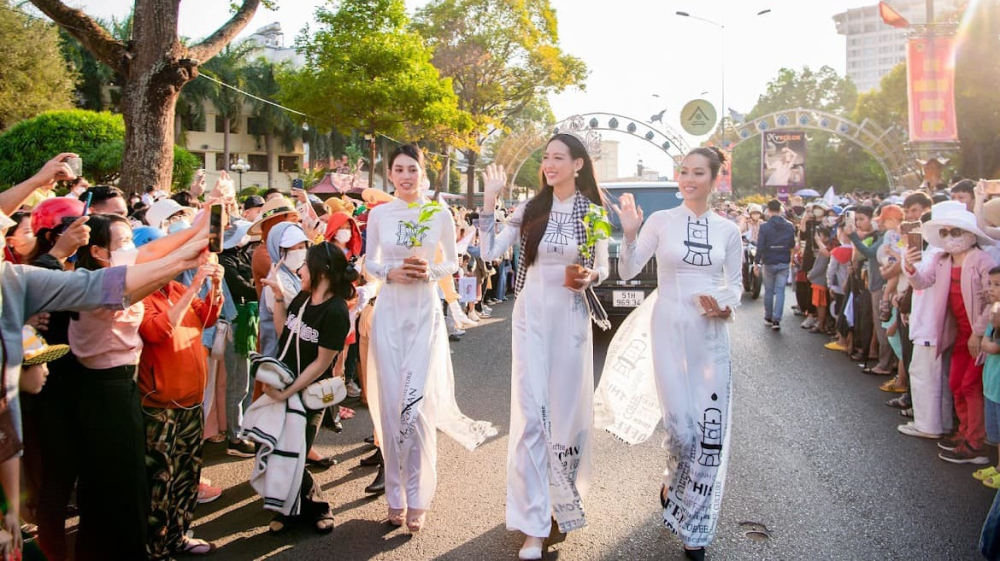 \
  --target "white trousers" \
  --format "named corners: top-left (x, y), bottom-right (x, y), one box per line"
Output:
top-left (909, 344), bottom-right (955, 434)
